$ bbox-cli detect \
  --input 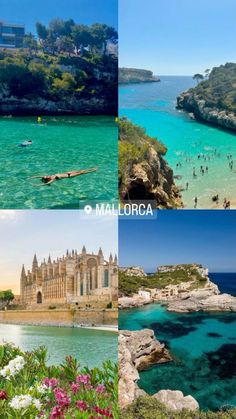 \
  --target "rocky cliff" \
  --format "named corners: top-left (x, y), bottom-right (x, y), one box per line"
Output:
top-left (119, 68), bottom-right (160, 84)
top-left (177, 63), bottom-right (236, 131)
top-left (119, 330), bottom-right (199, 412)
top-left (167, 292), bottom-right (236, 313)
top-left (118, 118), bottom-right (183, 209)
top-left (119, 329), bottom-right (172, 407)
